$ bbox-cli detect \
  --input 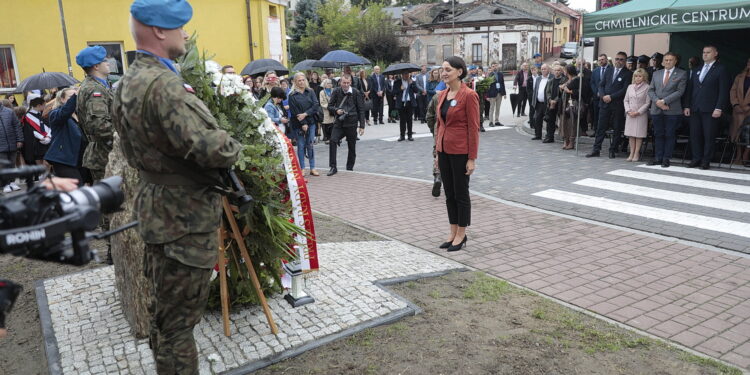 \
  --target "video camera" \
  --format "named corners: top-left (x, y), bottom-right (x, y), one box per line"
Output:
top-left (0, 162), bottom-right (131, 330)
